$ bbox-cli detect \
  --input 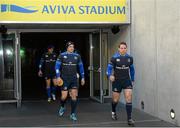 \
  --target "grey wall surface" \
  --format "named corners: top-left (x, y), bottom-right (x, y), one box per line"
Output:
top-left (108, 25), bottom-right (131, 56)
top-left (131, 0), bottom-right (180, 125)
